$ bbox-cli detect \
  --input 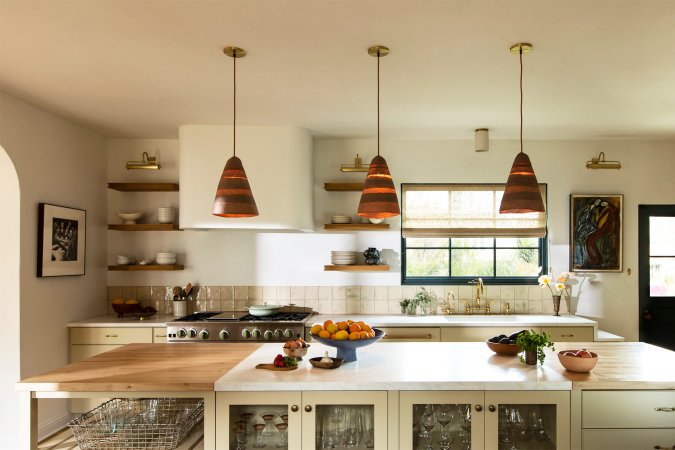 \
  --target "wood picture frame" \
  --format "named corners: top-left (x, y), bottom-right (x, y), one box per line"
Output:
top-left (37, 203), bottom-right (86, 277)
top-left (570, 194), bottom-right (623, 272)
